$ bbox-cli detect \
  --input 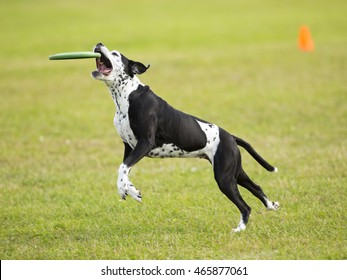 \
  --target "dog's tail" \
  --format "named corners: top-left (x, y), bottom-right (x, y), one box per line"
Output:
top-left (234, 136), bottom-right (278, 172)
